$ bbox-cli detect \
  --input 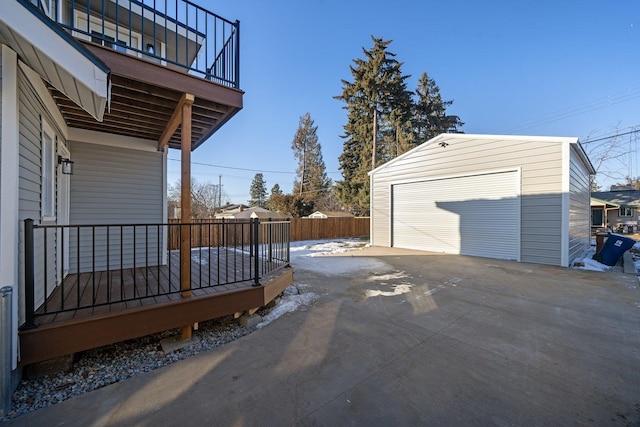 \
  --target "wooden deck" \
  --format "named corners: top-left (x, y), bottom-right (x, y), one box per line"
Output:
top-left (20, 249), bottom-right (293, 366)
